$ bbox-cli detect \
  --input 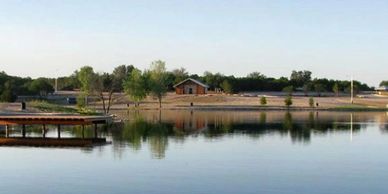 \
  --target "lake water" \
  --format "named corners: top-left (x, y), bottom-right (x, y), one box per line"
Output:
top-left (1, 110), bottom-right (388, 194)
